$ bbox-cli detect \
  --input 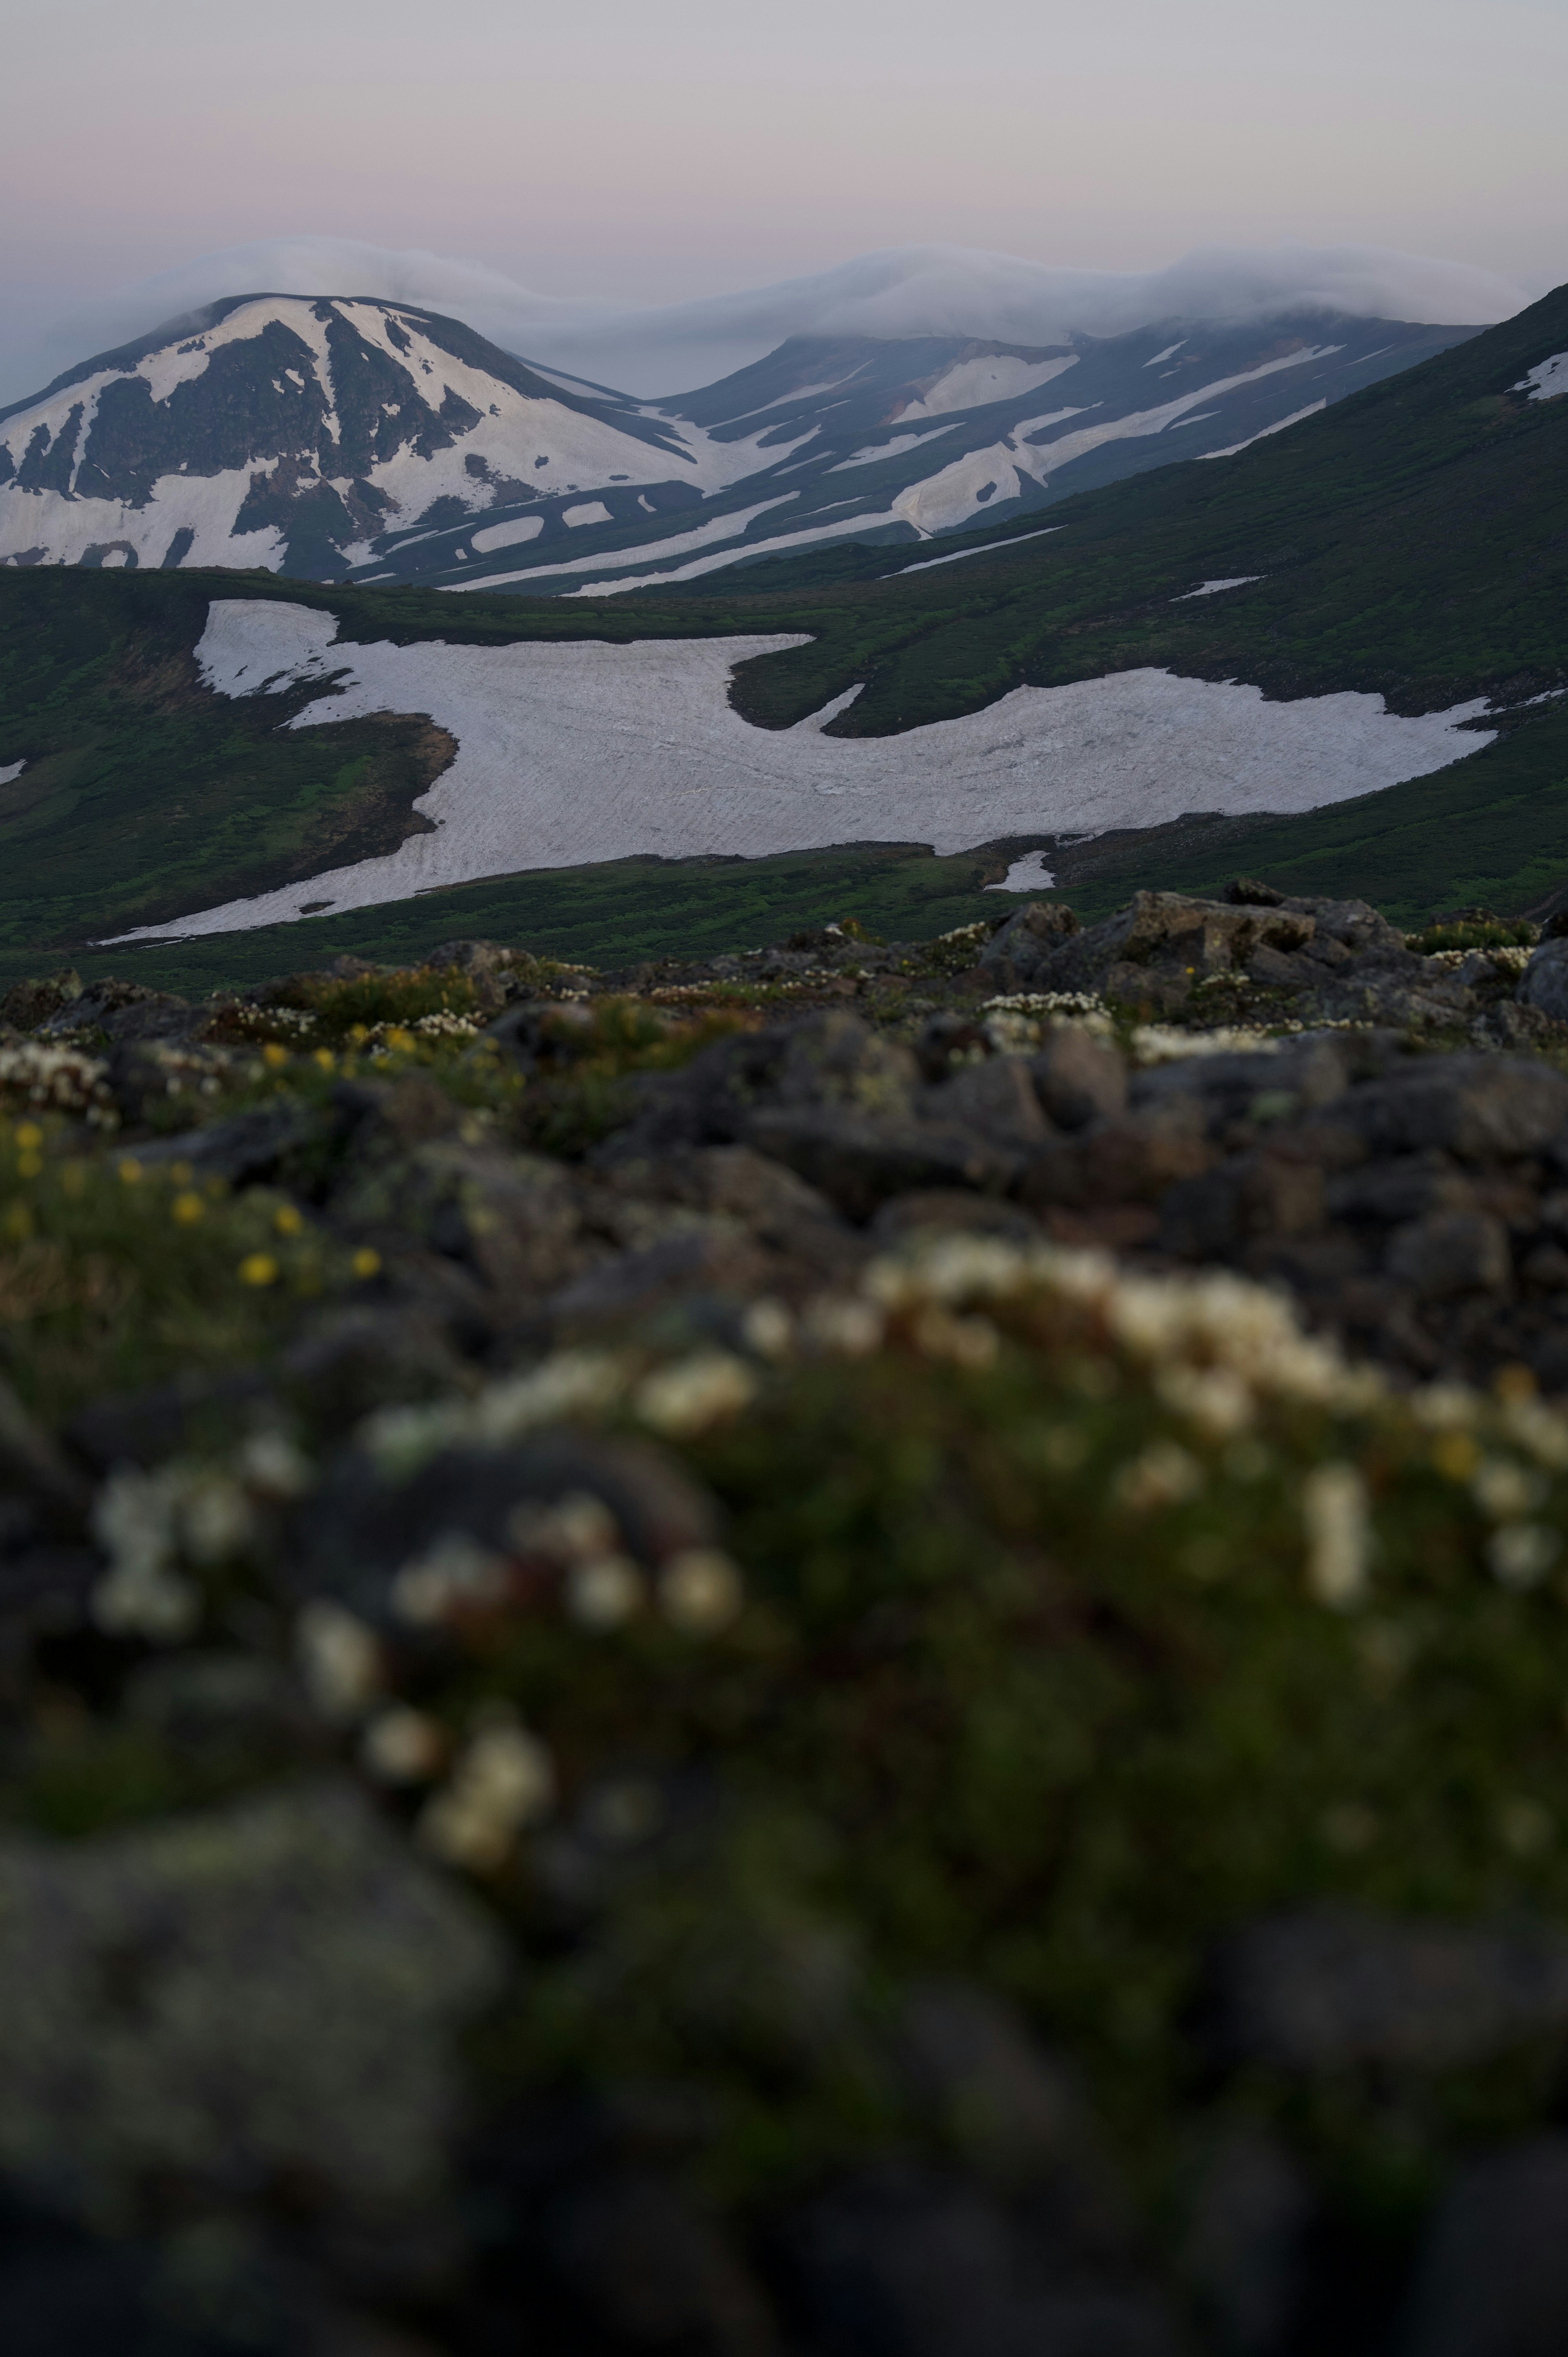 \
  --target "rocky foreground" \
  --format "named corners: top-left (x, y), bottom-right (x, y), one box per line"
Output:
top-left (6, 883), bottom-right (1568, 2353)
